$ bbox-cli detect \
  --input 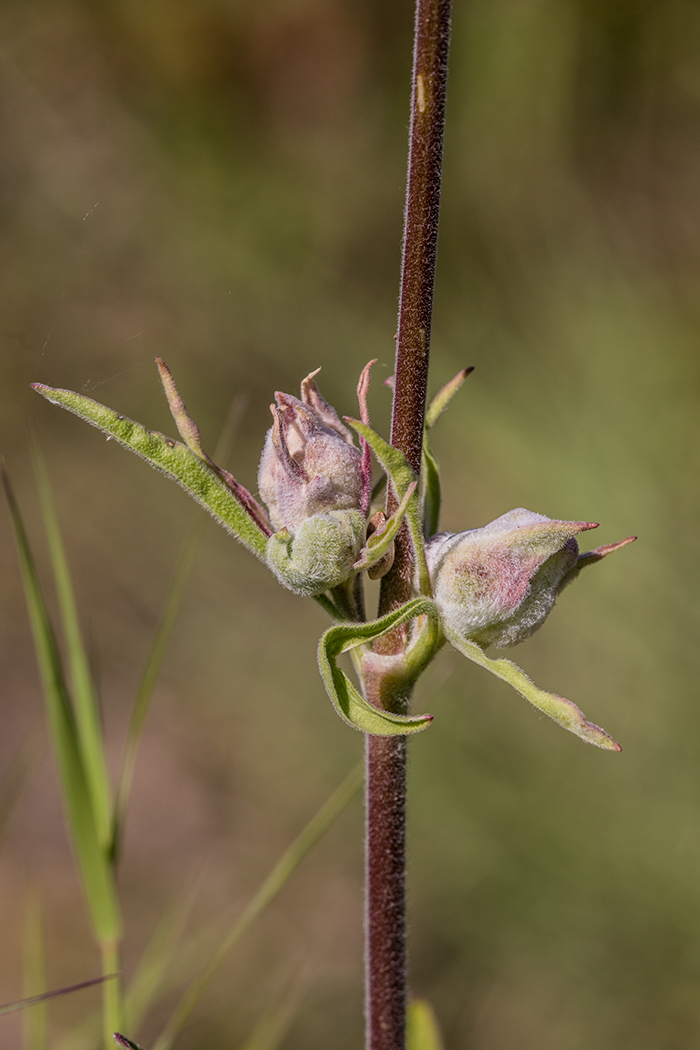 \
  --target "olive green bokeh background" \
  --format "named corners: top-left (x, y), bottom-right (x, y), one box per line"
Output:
top-left (1, 0), bottom-right (699, 1047)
